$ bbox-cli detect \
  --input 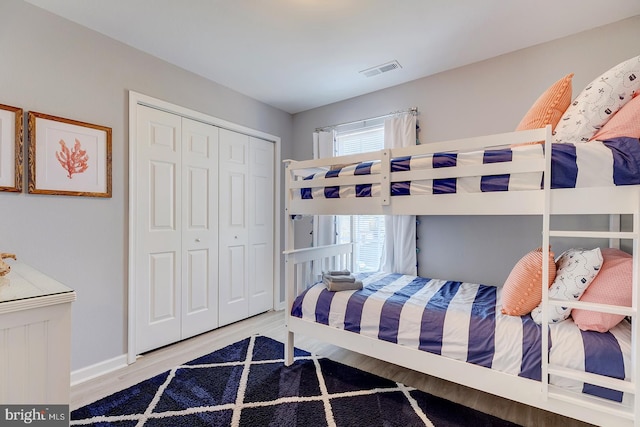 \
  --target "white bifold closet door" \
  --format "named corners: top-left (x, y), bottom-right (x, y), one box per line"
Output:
top-left (218, 129), bottom-right (274, 326)
top-left (135, 105), bottom-right (219, 354)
